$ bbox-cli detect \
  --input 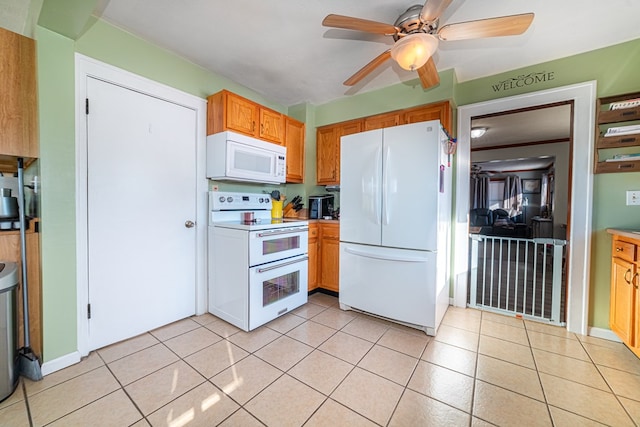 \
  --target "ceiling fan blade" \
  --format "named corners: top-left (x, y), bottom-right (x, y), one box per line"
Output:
top-left (437, 13), bottom-right (534, 41)
top-left (344, 50), bottom-right (392, 86)
top-left (417, 57), bottom-right (440, 89)
top-left (419, 0), bottom-right (453, 23)
top-left (322, 14), bottom-right (398, 35)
